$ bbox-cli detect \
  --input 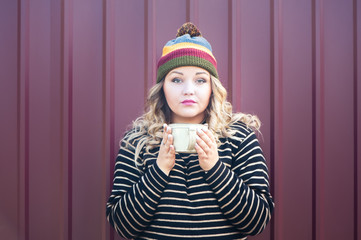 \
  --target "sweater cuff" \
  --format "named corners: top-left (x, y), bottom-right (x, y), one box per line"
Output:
top-left (139, 163), bottom-right (170, 207)
top-left (204, 160), bottom-right (230, 190)
top-left (149, 162), bottom-right (170, 190)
